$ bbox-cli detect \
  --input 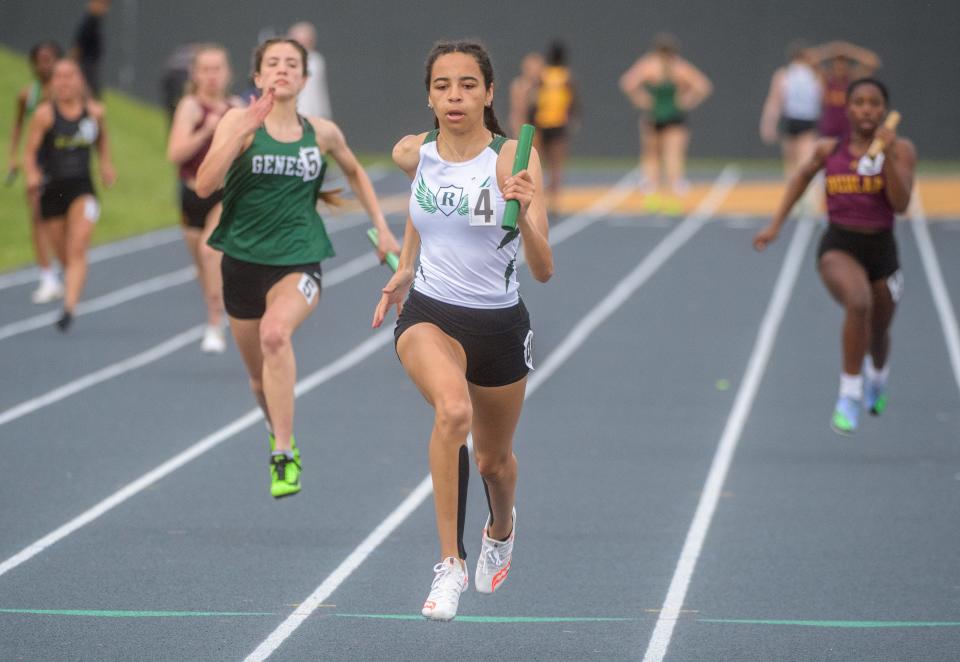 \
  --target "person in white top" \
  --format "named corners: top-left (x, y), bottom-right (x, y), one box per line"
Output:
top-left (760, 41), bottom-right (823, 178)
top-left (372, 40), bottom-right (553, 622)
top-left (287, 22), bottom-right (331, 119)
